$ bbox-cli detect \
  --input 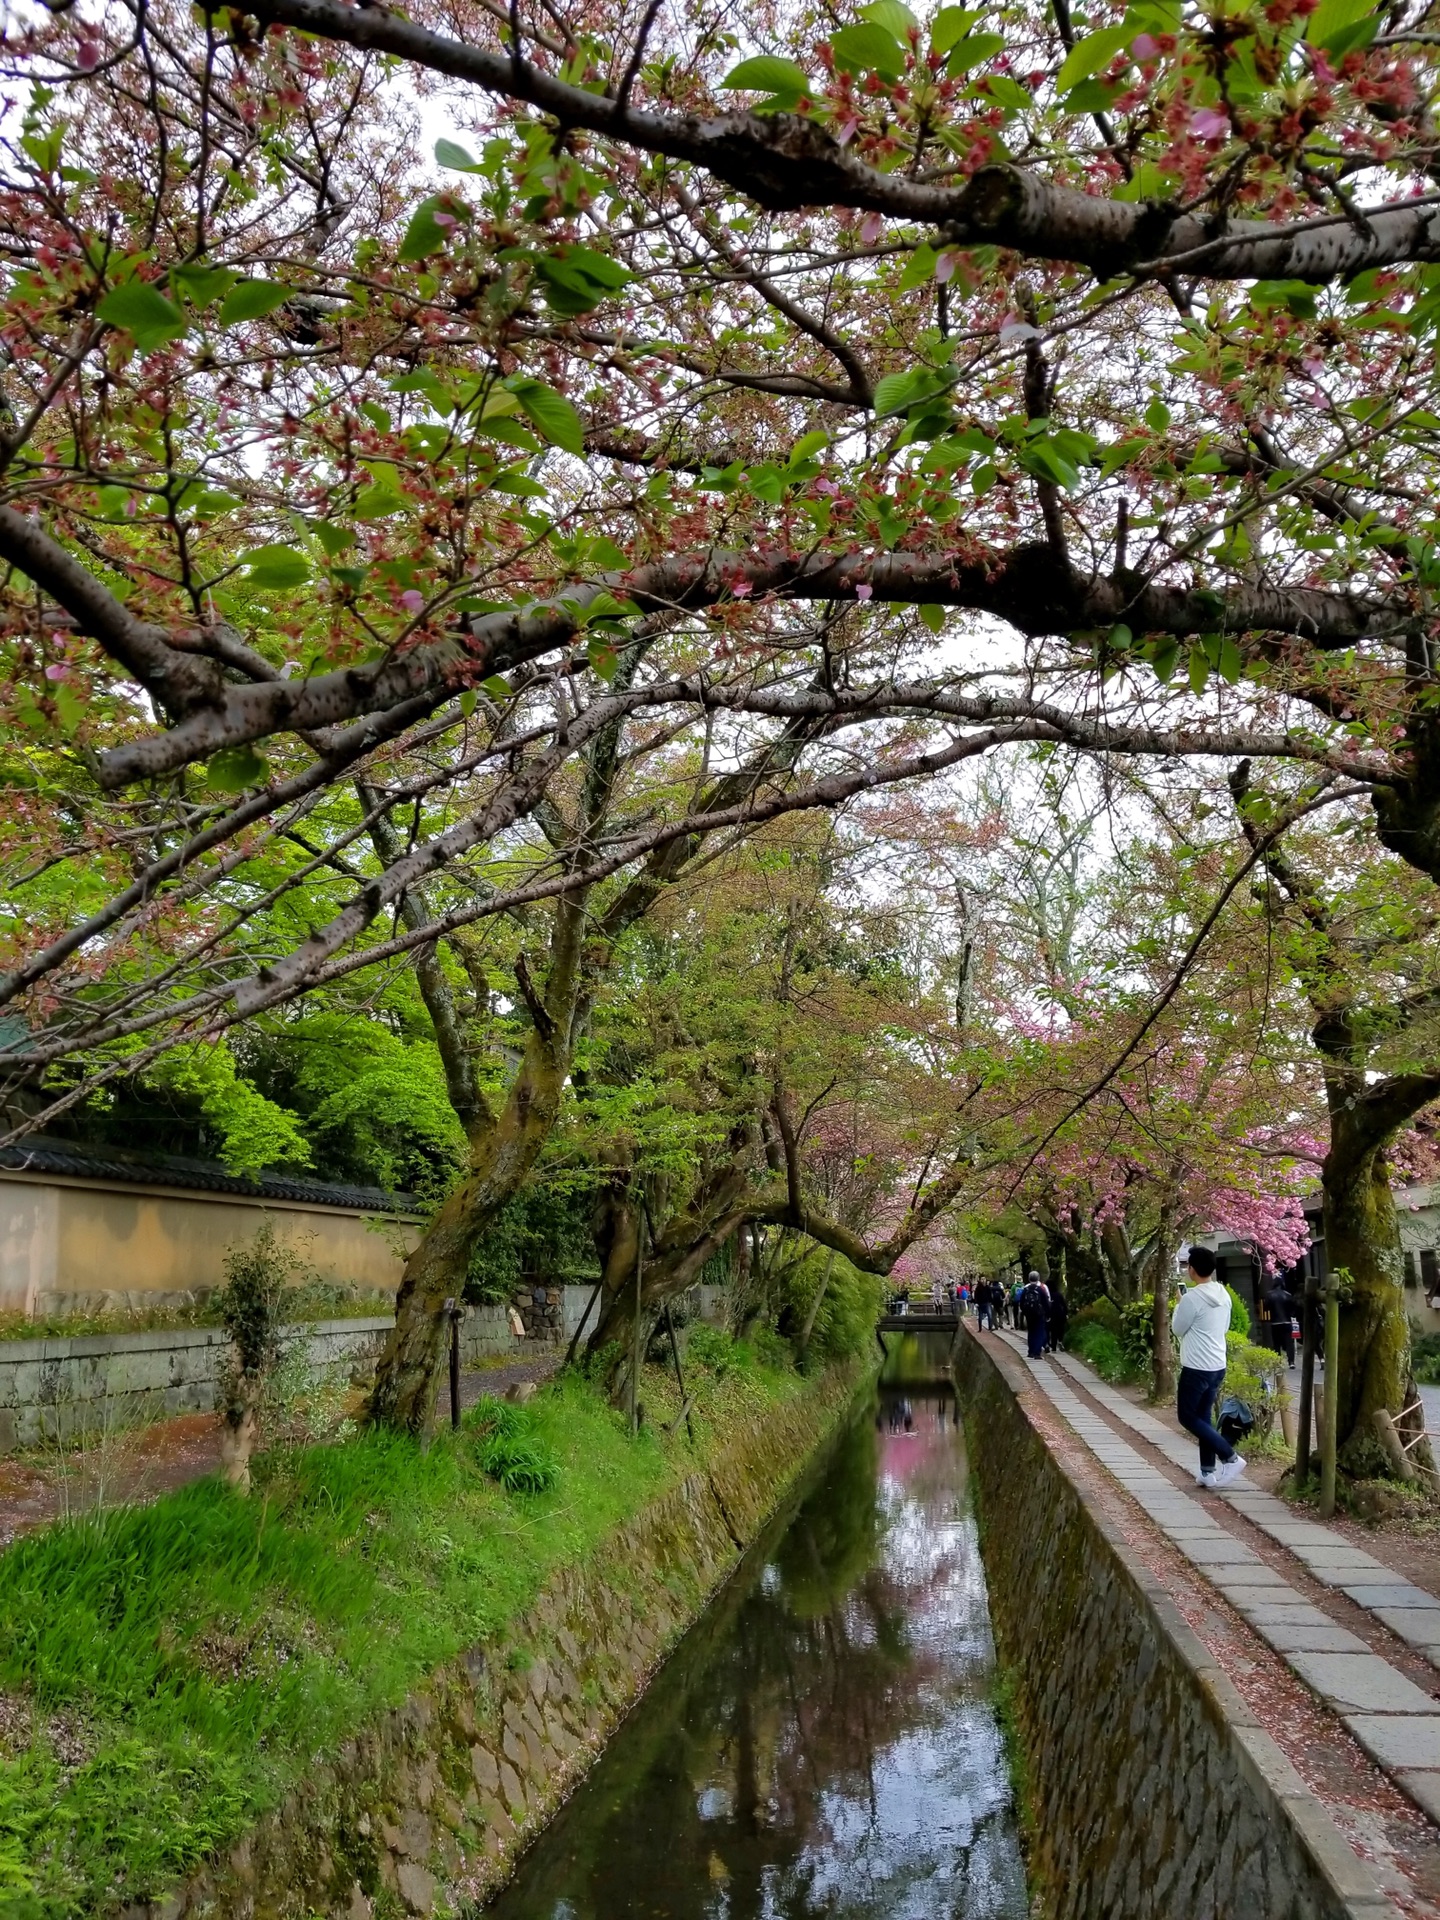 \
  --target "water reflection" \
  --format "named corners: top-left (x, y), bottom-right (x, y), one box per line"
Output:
top-left (481, 1382), bottom-right (1027, 1920)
